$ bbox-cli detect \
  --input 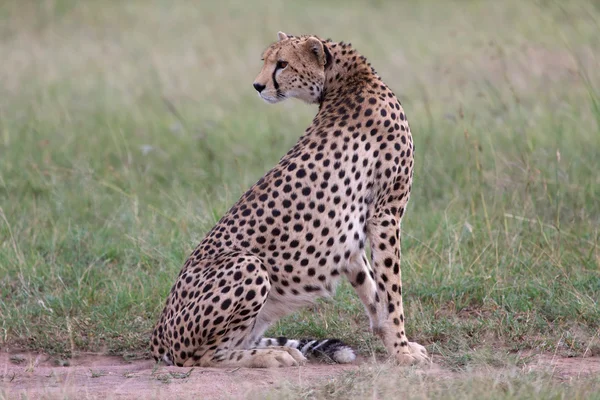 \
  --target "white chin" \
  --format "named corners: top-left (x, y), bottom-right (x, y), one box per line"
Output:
top-left (259, 93), bottom-right (282, 104)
